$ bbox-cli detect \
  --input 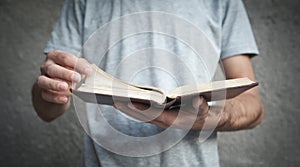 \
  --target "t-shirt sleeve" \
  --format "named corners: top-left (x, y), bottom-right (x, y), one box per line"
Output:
top-left (221, 0), bottom-right (259, 59)
top-left (44, 0), bottom-right (85, 56)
